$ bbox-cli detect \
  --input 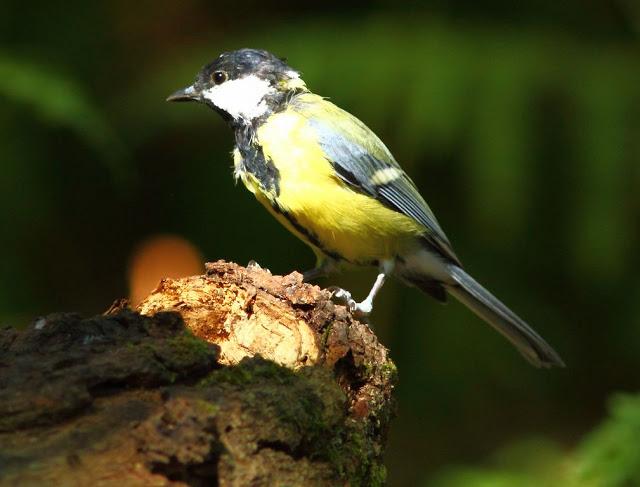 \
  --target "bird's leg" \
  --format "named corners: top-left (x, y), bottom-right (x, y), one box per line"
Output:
top-left (331, 260), bottom-right (394, 316)
top-left (302, 259), bottom-right (336, 282)
top-left (353, 272), bottom-right (387, 315)
top-left (302, 266), bottom-right (328, 282)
